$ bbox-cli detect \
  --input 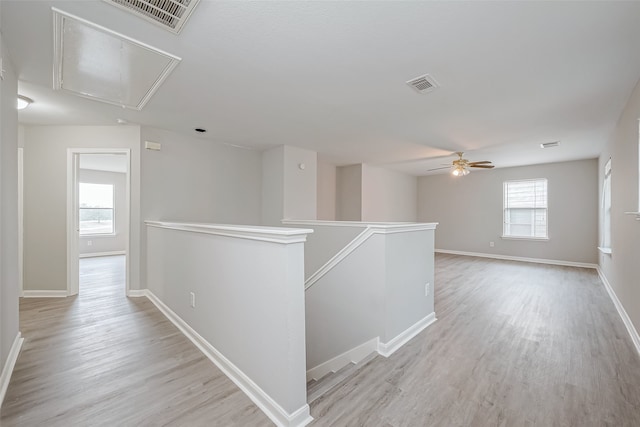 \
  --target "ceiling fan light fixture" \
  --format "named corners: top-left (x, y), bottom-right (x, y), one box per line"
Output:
top-left (452, 166), bottom-right (469, 177)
